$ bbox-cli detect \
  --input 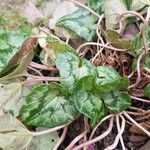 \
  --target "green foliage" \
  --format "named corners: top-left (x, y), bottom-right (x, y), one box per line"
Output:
top-left (56, 8), bottom-right (97, 41)
top-left (144, 83), bottom-right (150, 98)
top-left (102, 91), bottom-right (131, 112)
top-left (96, 66), bottom-right (121, 92)
top-left (86, 0), bottom-right (104, 14)
top-left (106, 30), bottom-right (130, 49)
top-left (56, 52), bottom-right (96, 90)
top-left (20, 83), bottom-right (78, 127)
top-left (74, 76), bottom-right (108, 126)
